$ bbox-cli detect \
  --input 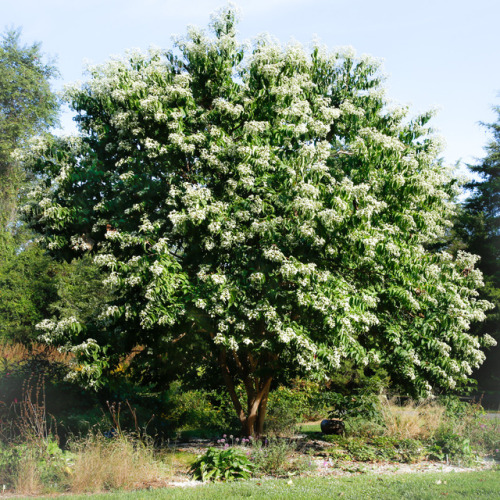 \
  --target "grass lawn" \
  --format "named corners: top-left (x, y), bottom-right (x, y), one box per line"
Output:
top-left (45, 470), bottom-right (500, 500)
top-left (298, 422), bottom-right (322, 430)
top-left (298, 422), bottom-right (322, 436)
